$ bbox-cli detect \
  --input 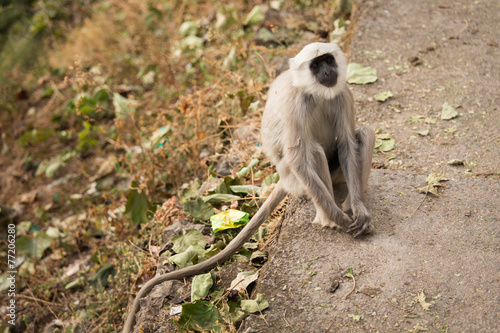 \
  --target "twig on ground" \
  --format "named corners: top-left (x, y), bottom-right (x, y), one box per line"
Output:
top-left (283, 309), bottom-right (292, 328)
top-left (409, 189), bottom-right (429, 219)
top-left (214, 279), bottom-right (244, 306)
top-left (344, 274), bottom-right (356, 300)
top-left (17, 294), bottom-right (62, 306)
